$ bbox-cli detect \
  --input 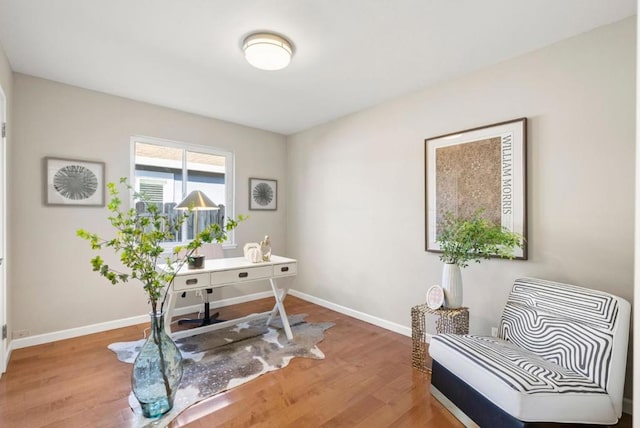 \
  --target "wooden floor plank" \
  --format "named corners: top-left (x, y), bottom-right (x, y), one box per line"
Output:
top-left (0, 296), bottom-right (632, 427)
